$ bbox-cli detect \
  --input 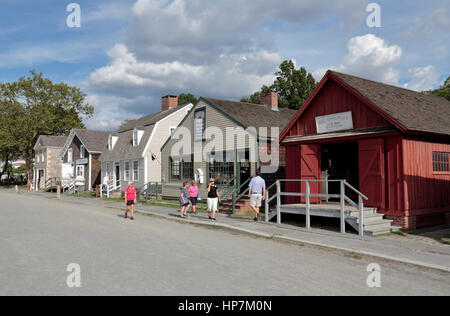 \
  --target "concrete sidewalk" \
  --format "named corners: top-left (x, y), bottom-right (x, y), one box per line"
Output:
top-left (9, 189), bottom-right (450, 273)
